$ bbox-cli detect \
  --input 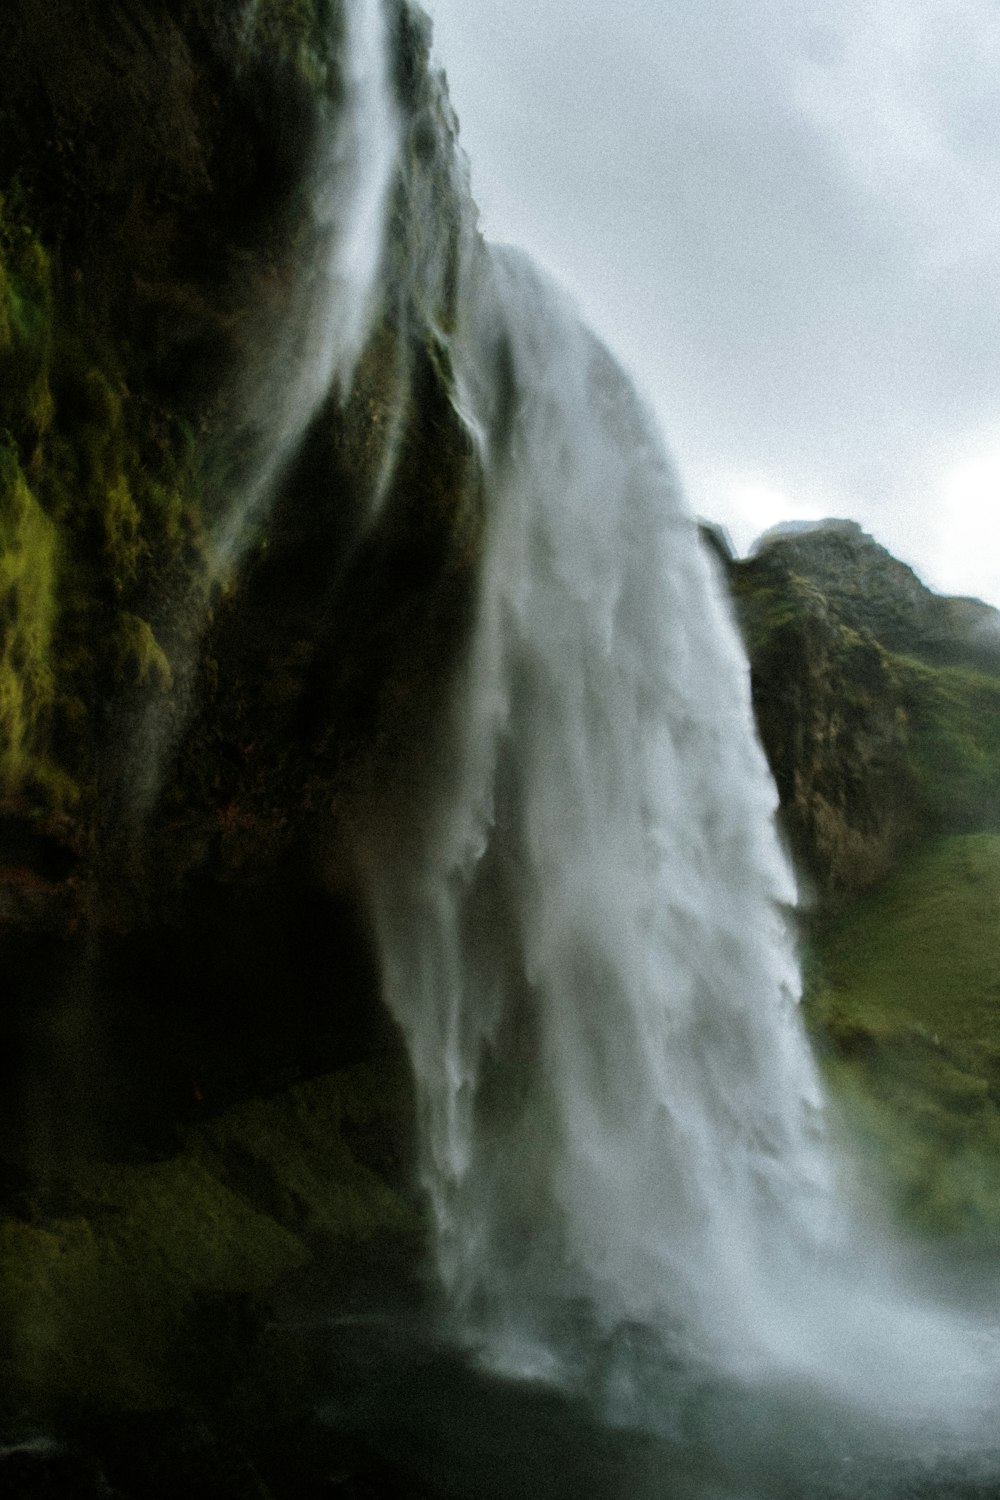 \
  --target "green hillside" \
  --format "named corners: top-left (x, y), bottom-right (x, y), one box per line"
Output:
top-left (806, 833), bottom-right (1000, 1238)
